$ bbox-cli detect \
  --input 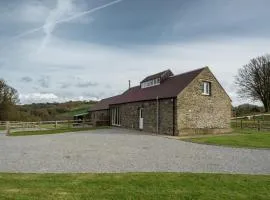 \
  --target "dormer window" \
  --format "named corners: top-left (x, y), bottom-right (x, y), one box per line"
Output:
top-left (141, 78), bottom-right (160, 88)
top-left (140, 69), bottom-right (173, 89)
